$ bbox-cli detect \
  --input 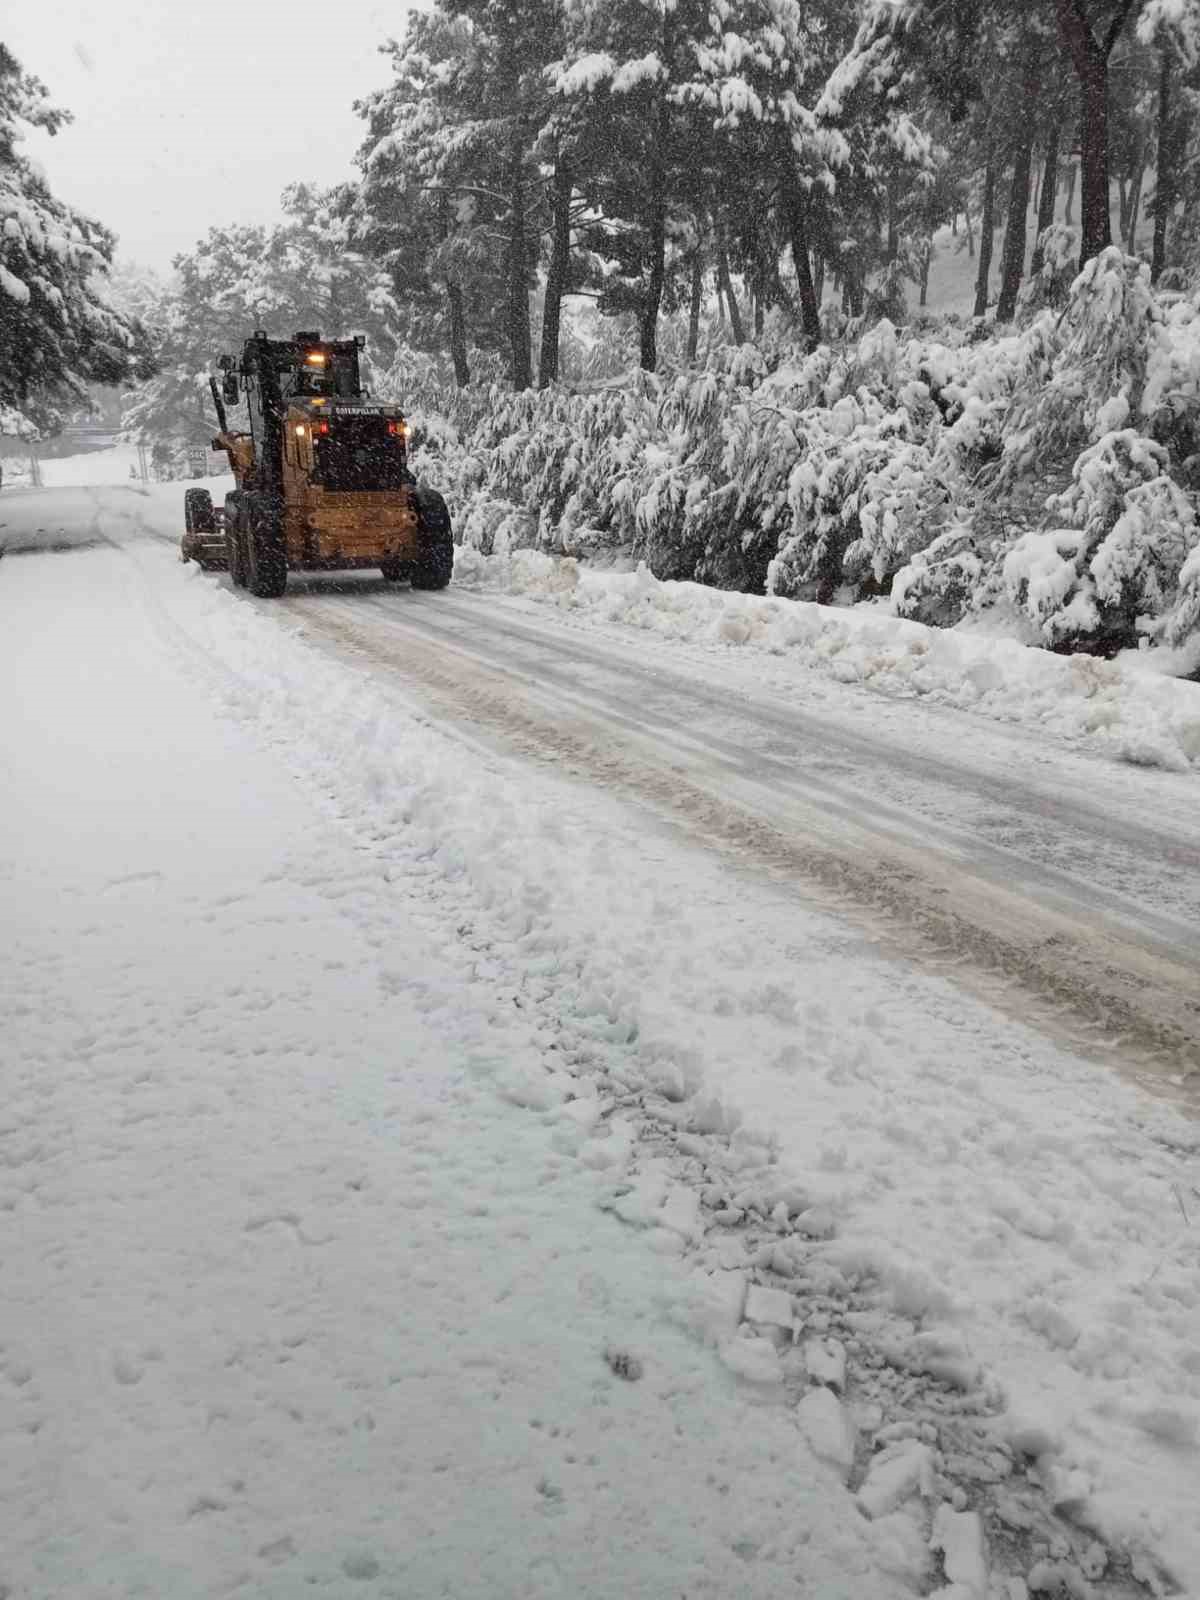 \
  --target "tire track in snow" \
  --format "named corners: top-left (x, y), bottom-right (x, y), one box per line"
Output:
top-left (278, 589), bottom-right (1200, 1114)
top-left (340, 589), bottom-right (1200, 945)
top-left (420, 591), bottom-right (1200, 887)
